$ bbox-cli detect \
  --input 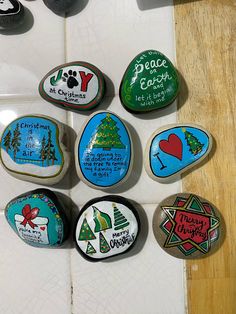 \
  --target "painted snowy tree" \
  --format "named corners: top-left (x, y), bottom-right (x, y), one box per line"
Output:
top-left (3, 130), bottom-right (12, 153)
top-left (89, 113), bottom-right (125, 150)
top-left (45, 129), bottom-right (57, 166)
top-left (113, 203), bottom-right (130, 231)
top-left (11, 124), bottom-right (21, 161)
top-left (40, 136), bottom-right (47, 166)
